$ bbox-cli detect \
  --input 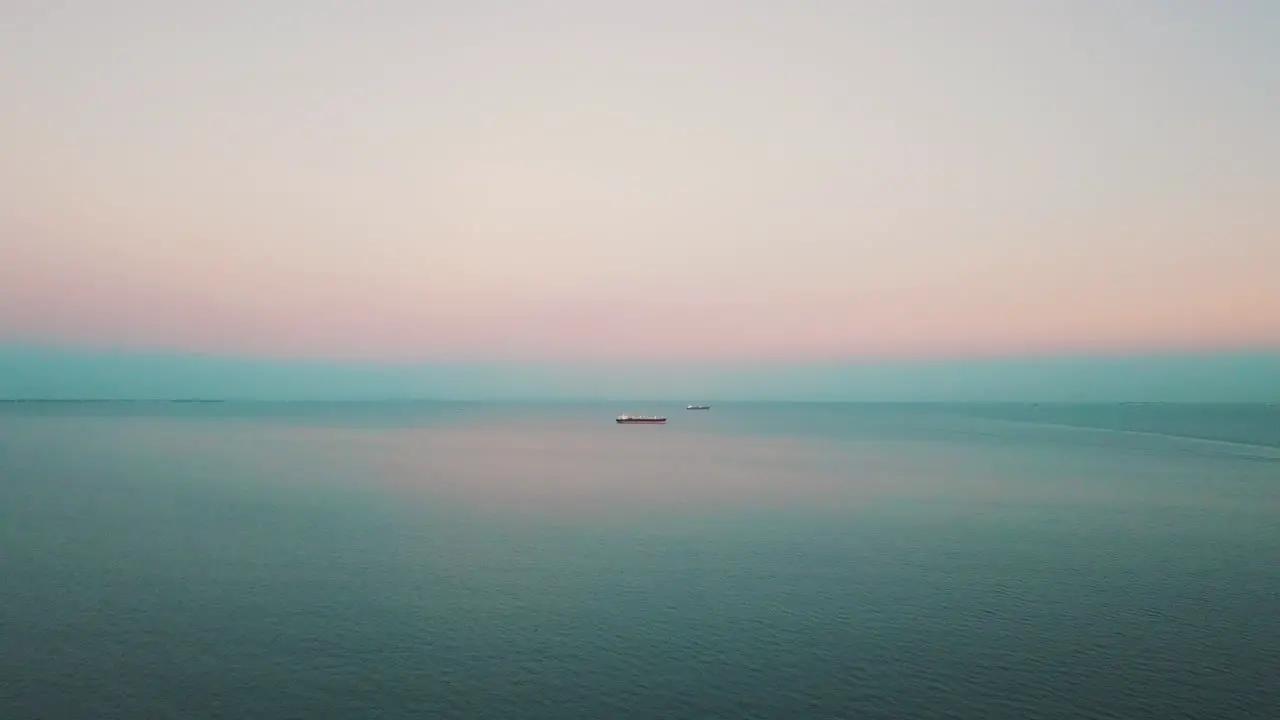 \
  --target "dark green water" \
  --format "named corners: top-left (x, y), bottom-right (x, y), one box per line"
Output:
top-left (2, 402), bottom-right (1277, 719)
